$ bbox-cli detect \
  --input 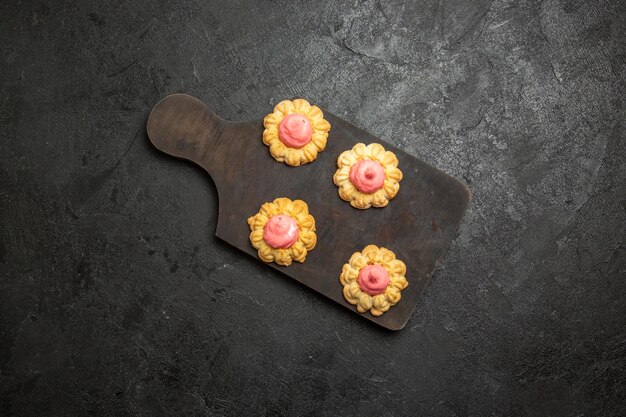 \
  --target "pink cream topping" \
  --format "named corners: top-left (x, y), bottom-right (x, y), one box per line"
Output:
top-left (349, 160), bottom-right (386, 194)
top-left (278, 114), bottom-right (313, 148)
top-left (263, 215), bottom-right (299, 249)
top-left (357, 264), bottom-right (390, 296)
